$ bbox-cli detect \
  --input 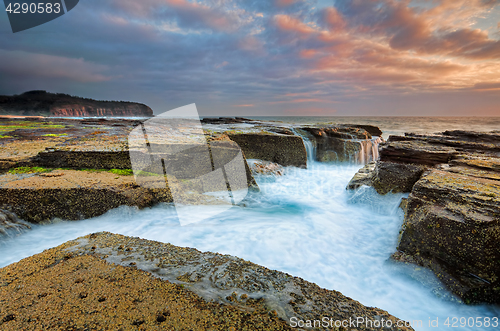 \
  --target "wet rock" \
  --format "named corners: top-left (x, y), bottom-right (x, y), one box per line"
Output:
top-left (346, 162), bottom-right (376, 190)
top-left (248, 160), bottom-right (285, 176)
top-left (0, 209), bottom-right (31, 237)
top-left (347, 161), bottom-right (426, 194)
top-left (227, 133), bottom-right (307, 168)
top-left (398, 169), bottom-right (500, 303)
top-left (0, 232), bottom-right (413, 331)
